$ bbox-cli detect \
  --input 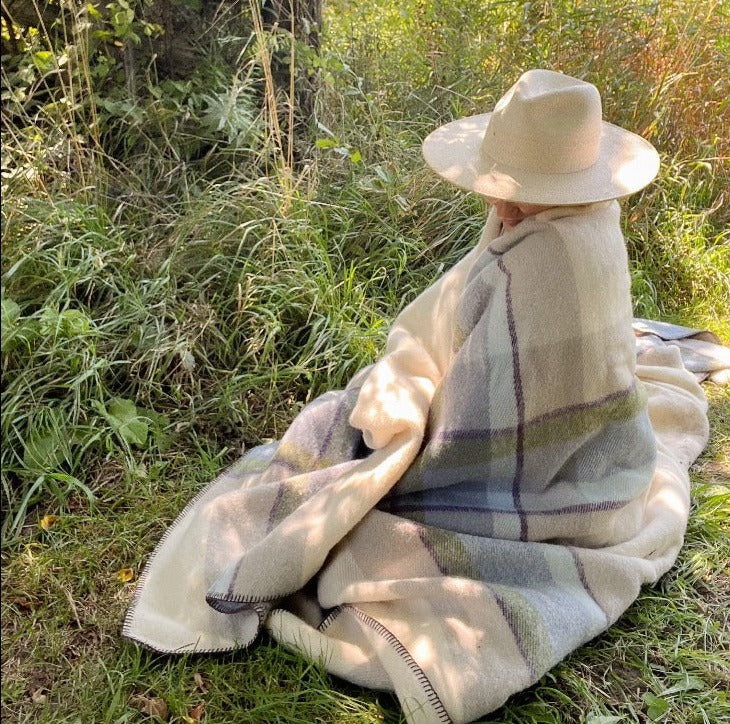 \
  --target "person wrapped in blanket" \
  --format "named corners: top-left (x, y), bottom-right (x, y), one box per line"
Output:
top-left (124, 70), bottom-right (716, 724)
top-left (352, 68), bottom-right (663, 547)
